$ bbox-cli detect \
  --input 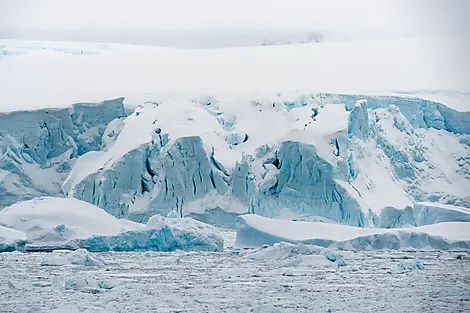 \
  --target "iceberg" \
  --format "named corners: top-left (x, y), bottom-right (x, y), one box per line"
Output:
top-left (40, 249), bottom-right (106, 267)
top-left (236, 214), bottom-right (470, 250)
top-left (0, 197), bottom-right (142, 250)
top-left (249, 242), bottom-right (346, 267)
top-left (0, 197), bottom-right (223, 252)
top-left (79, 215), bottom-right (223, 252)
top-left (0, 225), bottom-right (27, 252)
